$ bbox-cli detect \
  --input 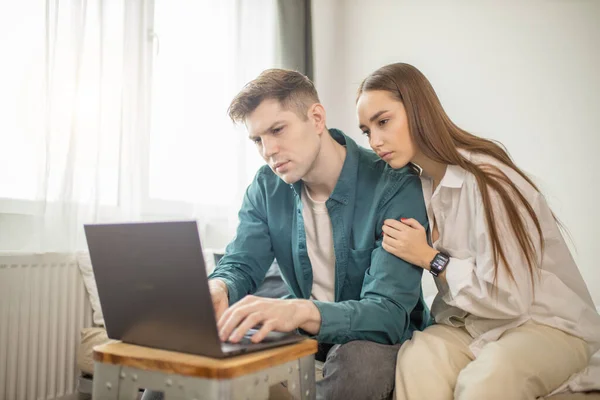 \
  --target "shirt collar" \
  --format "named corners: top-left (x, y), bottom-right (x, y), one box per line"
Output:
top-left (439, 164), bottom-right (466, 189)
top-left (431, 149), bottom-right (470, 189)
